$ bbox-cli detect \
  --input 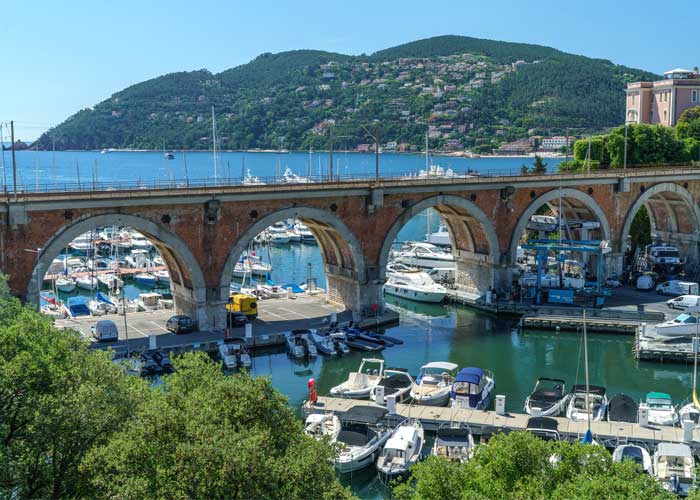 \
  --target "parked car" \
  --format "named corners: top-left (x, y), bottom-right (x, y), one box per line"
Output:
top-left (656, 280), bottom-right (700, 296)
top-left (228, 311), bottom-right (248, 327)
top-left (91, 319), bottom-right (118, 342)
top-left (166, 315), bottom-right (195, 334)
top-left (636, 274), bottom-right (656, 291)
top-left (666, 295), bottom-right (700, 310)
